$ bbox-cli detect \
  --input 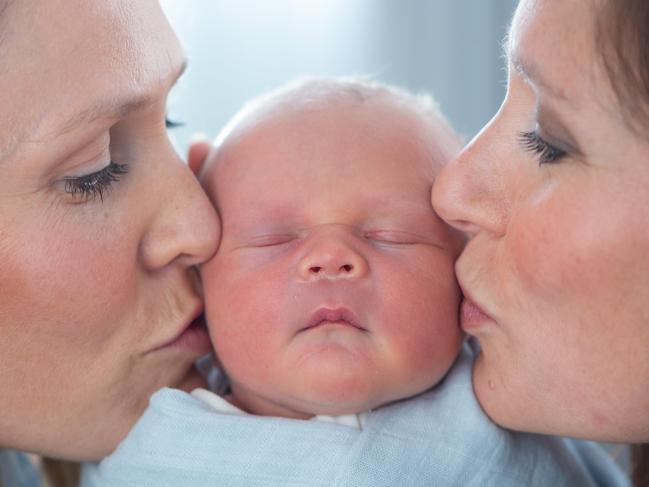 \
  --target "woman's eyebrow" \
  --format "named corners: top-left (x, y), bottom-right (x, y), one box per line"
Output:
top-left (510, 54), bottom-right (574, 106)
top-left (57, 60), bottom-right (188, 135)
top-left (57, 96), bottom-right (155, 134)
